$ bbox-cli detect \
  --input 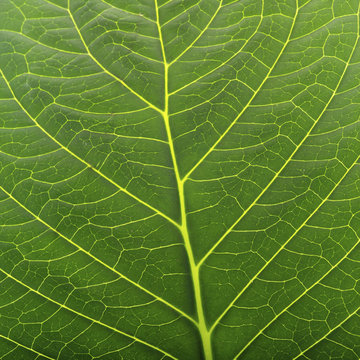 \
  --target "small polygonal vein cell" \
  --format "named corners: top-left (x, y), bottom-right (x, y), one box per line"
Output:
top-left (0, 0), bottom-right (360, 359)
